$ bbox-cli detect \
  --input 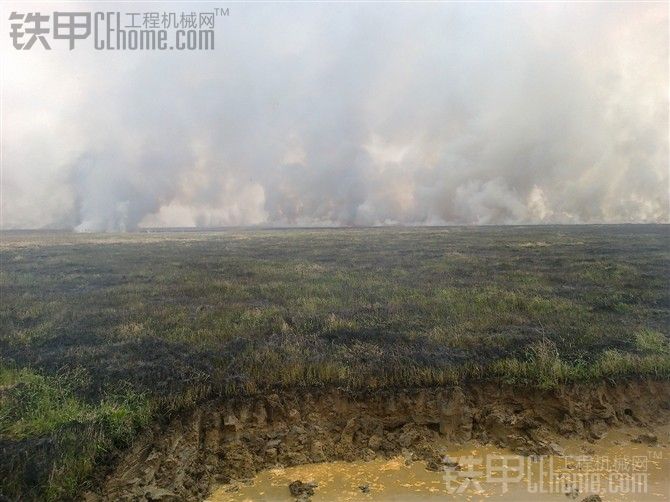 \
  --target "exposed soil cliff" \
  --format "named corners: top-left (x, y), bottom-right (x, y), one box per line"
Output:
top-left (92, 380), bottom-right (670, 501)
